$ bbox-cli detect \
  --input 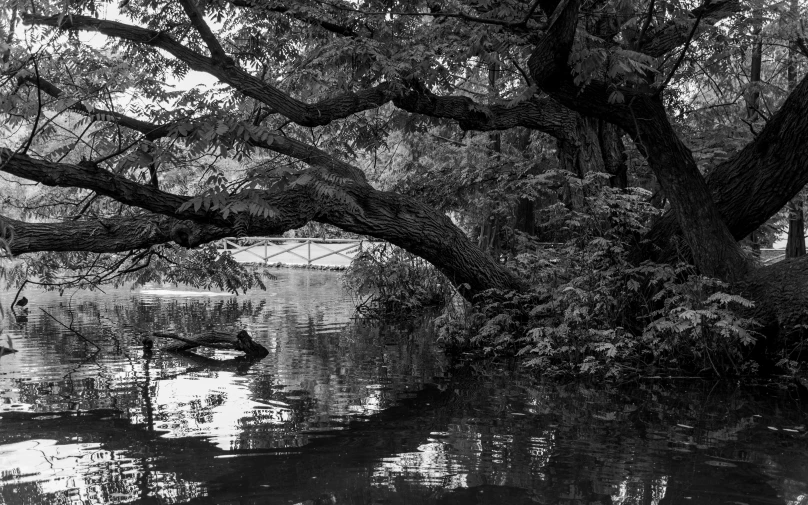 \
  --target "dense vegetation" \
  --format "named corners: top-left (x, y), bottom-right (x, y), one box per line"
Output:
top-left (1, 0), bottom-right (807, 377)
